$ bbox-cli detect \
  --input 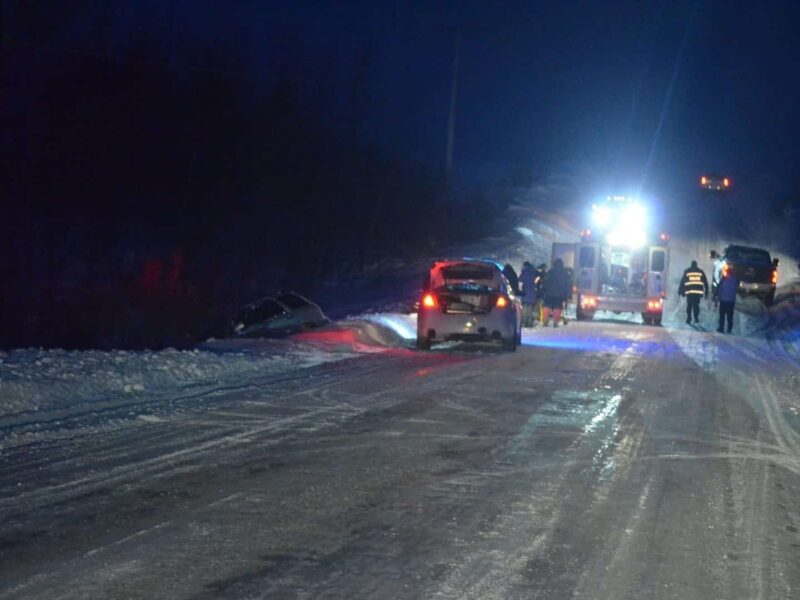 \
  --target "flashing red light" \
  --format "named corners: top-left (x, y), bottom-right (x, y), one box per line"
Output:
top-left (772, 269), bottom-right (778, 285)
top-left (723, 178), bottom-right (730, 187)
top-left (496, 295), bottom-right (508, 308)
top-left (422, 293), bottom-right (437, 308)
